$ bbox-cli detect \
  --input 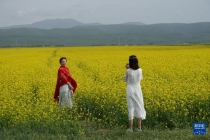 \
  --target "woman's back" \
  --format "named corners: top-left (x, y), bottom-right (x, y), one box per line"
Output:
top-left (126, 68), bottom-right (142, 85)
